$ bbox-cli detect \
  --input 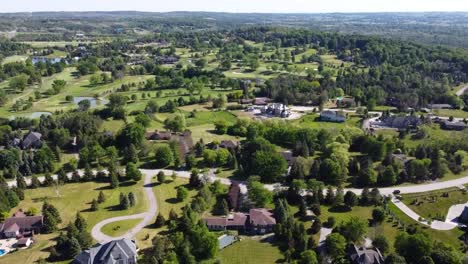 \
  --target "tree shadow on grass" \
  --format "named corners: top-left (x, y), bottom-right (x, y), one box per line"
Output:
top-left (94, 185), bottom-right (112, 191)
top-left (104, 205), bottom-right (124, 212)
top-left (328, 205), bottom-right (352, 213)
top-left (144, 182), bottom-right (159, 188)
top-left (119, 181), bottom-right (137, 187)
top-left (165, 198), bottom-right (180, 204)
